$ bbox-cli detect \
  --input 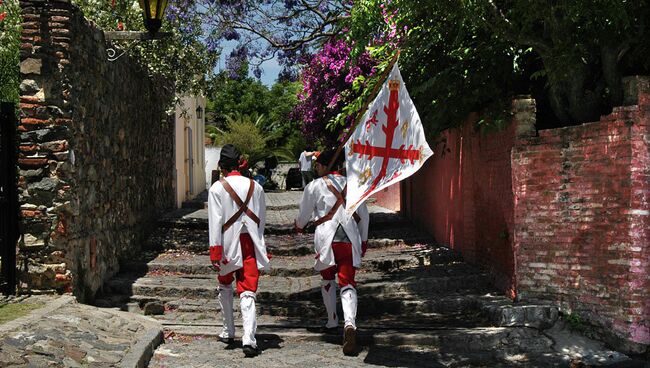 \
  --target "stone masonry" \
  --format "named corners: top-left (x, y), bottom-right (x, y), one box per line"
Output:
top-left (17, 0), bottom-right (174, 301)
